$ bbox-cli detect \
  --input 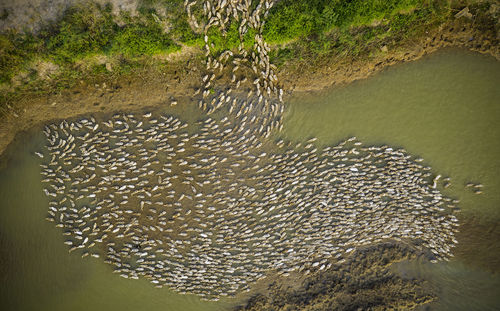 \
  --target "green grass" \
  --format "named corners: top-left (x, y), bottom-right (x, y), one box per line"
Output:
top-left (266, 0), bottom-right (452, 67)
top-left (206, 22), bottom-right (242, 55)
top-left (138, 0), bottom-right (203, 46)
top-left (261, 0), bottom-right (432, 44)
top-left (44, 3), bottom-right (117, 63)
top-left (111, 22), bottom-right (180, 57)
top-left (0, 33), bottom-right (26, 83)
top-left (0, 1), bottom-right (195, 87)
